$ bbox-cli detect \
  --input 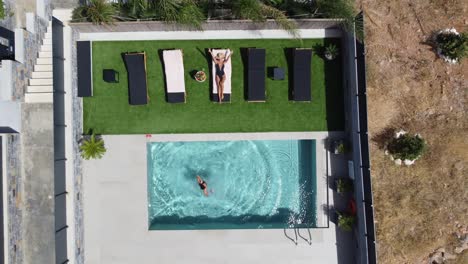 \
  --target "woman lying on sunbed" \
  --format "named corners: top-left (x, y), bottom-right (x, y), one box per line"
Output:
top-left (209, 49), bottom-right (233, 103)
